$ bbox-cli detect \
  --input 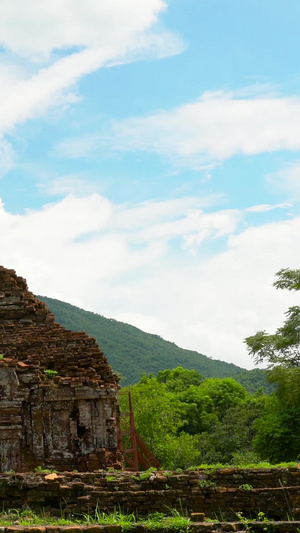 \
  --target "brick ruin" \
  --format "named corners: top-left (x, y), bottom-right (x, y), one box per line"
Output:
top-left (0, 468), bottom-right (299, 525)
top-left (0, 266), bottom-right (122, 472)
